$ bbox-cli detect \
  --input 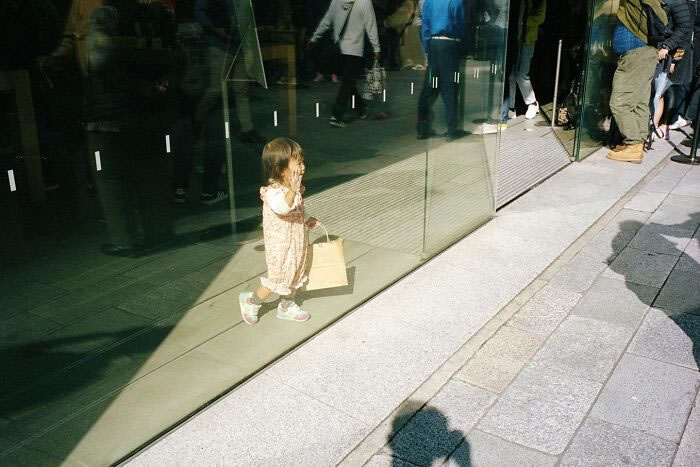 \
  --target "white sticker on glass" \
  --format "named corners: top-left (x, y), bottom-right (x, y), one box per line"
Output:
top-left (273, 110), bottom-right (278, 127)
top-left (316, 102), bottom-right (320, 117)
top-left (383, 89), bottom-right (386, 102)
top-left (351, 95), bottom-right (355, 109)
top-left (411, 82), bottom-right (414, 95)
top-left (165, 134), bottom-right (171, 153)
top-left (95, 151), bottom-right (102, 171)
top-left (8, 170), bottom-right (16, 192)
top-left (225, 121), bottom-right (230, 139)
